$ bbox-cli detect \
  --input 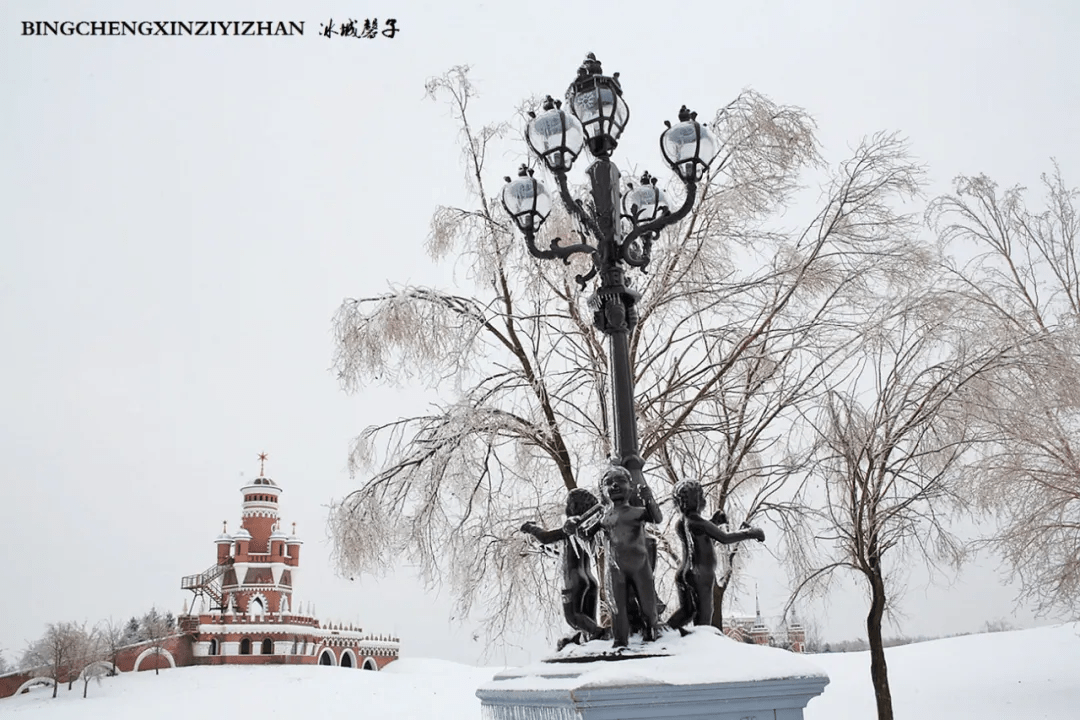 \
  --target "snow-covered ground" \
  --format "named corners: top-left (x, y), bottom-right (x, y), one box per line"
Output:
top-left (3, 623), bottom-right (1077, 719)
top-left (806, 622), bottom-right (1080, 720)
